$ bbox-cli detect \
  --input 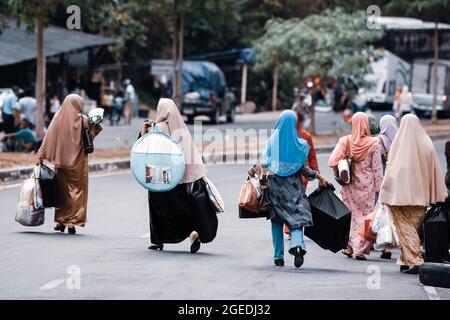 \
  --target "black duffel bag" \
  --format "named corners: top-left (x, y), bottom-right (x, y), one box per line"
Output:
top-left (187, 179), bottom-right (218, 244)
top-left (39, 163), bottom-right (62, 208)
top-left (423, 203), bottom-right (449, 263)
